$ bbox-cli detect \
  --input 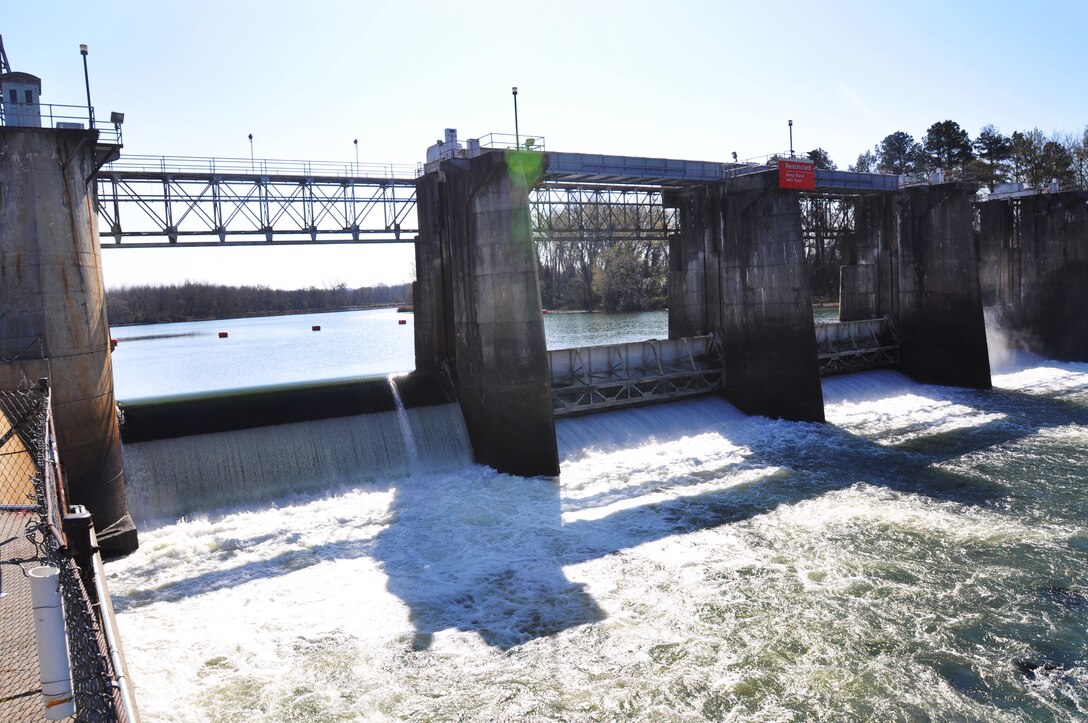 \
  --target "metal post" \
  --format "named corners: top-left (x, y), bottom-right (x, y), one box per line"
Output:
top-left (354, 138), bottom-right (359, 174)
top-left (788, 119), bottom-right (794, 158)
top-left (248, 133), bottom-right (254, 171)
top-left (512, 86), bottom-right (519, 149)
top-left (80, 44), bottom-right (94, 128)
